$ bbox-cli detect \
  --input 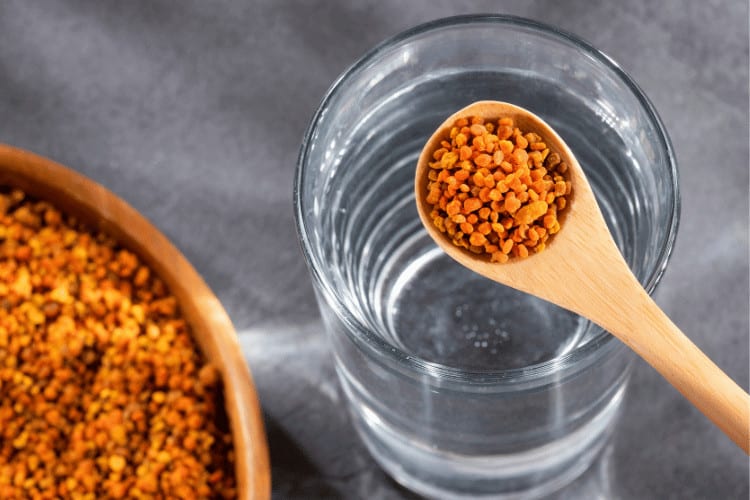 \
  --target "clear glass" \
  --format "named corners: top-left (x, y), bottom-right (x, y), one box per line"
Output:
top-left (294, 15), bottom-right (679, 500)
